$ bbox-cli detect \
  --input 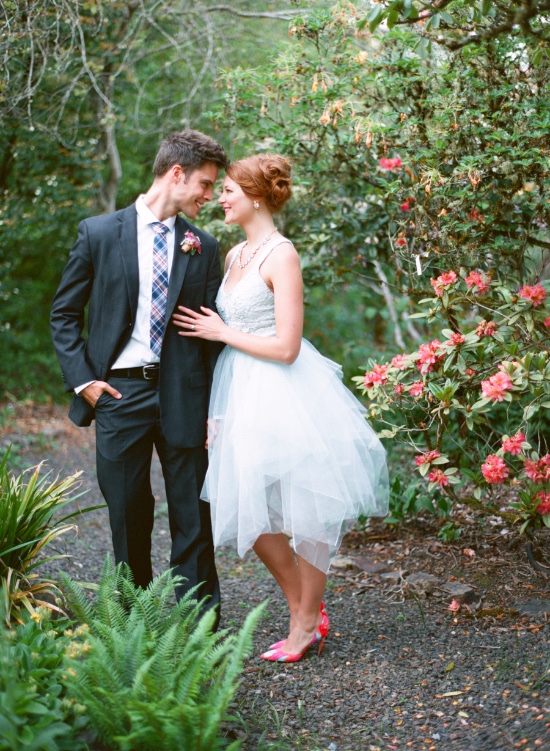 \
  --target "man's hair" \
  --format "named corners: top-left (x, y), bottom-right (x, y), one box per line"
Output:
top-left (153, 130), bottom-right (228, 177)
